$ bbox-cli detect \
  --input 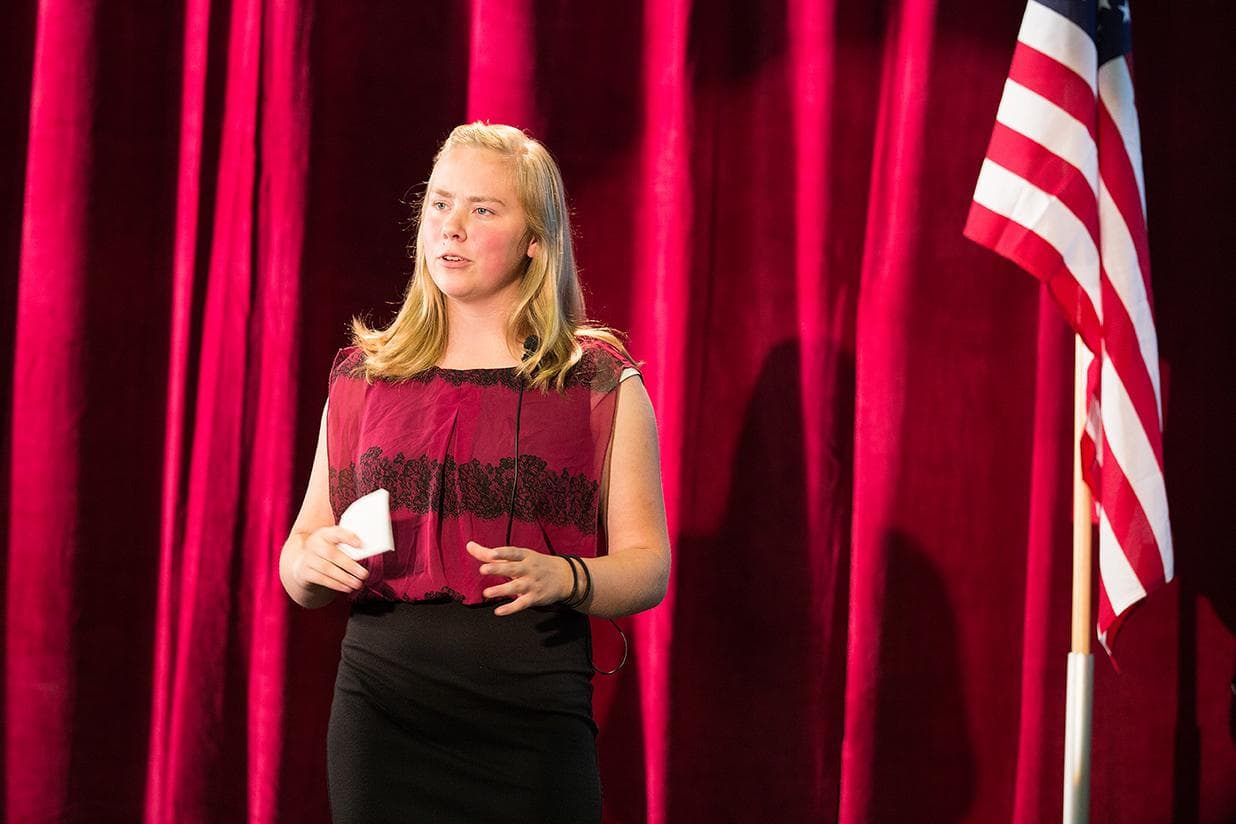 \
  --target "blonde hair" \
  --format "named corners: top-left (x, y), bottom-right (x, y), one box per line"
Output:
top-left (349, 122), bottom-right (628, 390)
